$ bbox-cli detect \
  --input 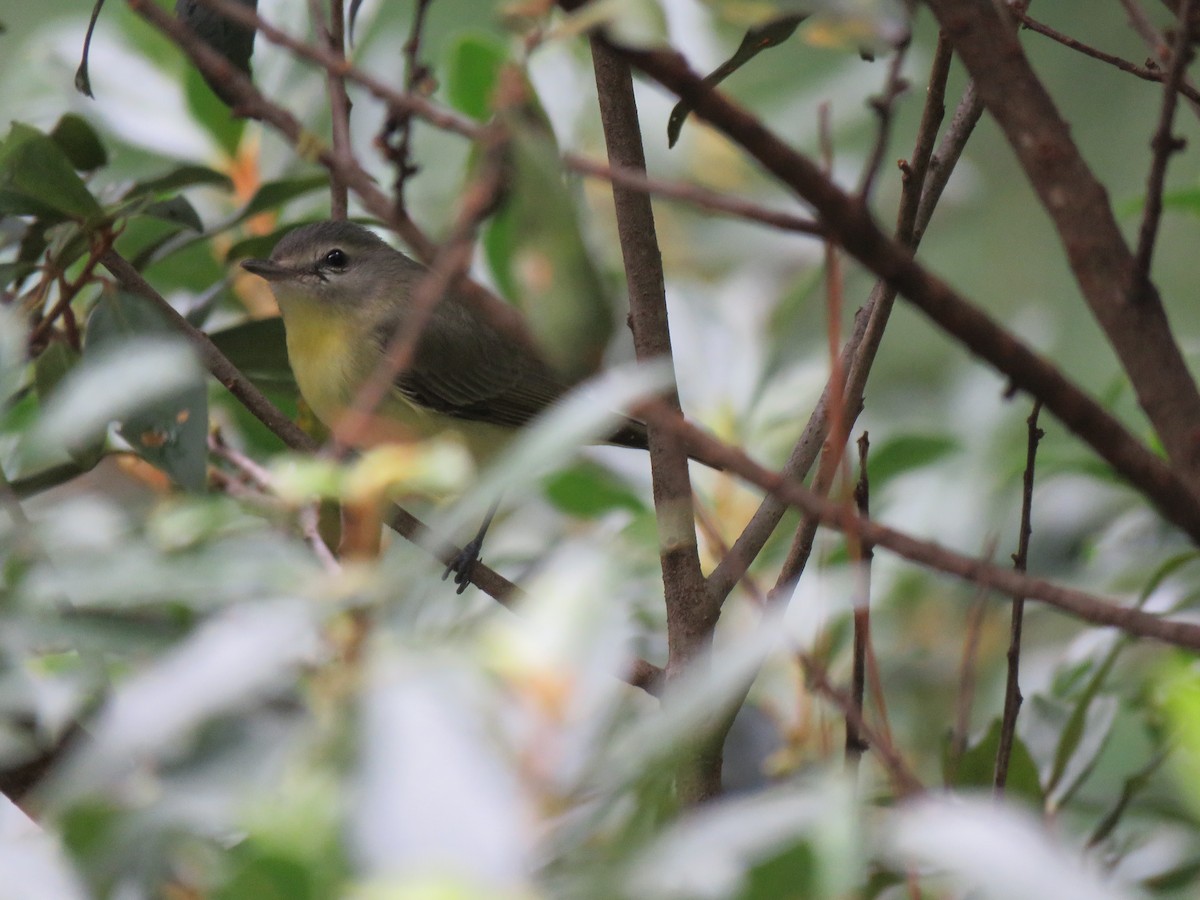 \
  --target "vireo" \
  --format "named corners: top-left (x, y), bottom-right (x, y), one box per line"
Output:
top-left (241, 220), bottom-right (701, 589)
